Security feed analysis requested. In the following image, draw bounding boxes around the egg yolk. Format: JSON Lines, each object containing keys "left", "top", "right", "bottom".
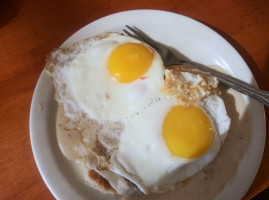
{"left": 108, "top": 43, "right": 153, "bottom": 83}
{"left": 162, "top": 105, "right": 213, "bottom": 159}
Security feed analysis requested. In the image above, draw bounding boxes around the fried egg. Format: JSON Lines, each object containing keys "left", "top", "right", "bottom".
{"left": 46, "top": 32, "right": 231, "bottom": 195}
{"left": 110, "top": 94, "right": 230, "bottom": 193}
{"left": 64, "top": 33, "right": 164, "bottom": 122}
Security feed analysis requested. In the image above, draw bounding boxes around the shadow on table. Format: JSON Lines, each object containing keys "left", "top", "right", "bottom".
{"left": 251, "top": 187, "right": 269, "bottom": 200}
{"left": 0, "top": 0, "right": 25, "bottom": 28}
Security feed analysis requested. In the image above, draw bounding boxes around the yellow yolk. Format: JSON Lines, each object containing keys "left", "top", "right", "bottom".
{"left": 162, "top": 105, "right": 213, "bottom": 159}
{"left": 108, "top": 43, "right": 153, "bottom": 83}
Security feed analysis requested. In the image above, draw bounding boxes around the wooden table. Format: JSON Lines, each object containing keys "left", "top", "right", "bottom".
{"left": 0, "top": 0, "right": 268, "bottom": 199}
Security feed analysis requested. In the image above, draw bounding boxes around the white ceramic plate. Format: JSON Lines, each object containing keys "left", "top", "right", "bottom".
{"left": 30, "top": 10, "right": 266, "bottom": 200}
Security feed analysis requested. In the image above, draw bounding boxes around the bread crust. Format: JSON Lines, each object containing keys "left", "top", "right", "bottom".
{"left": 161, "top": 65, "right": 218, "bottom": 107}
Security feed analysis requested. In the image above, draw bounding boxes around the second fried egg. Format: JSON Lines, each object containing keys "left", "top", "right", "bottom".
{"left": 110, "top": 94, "right": 230, "bottom": 194}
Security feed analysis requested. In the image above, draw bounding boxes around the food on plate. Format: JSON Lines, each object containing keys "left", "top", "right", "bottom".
{"left": 45, "top": 32, "right": 231, "bottom": 195}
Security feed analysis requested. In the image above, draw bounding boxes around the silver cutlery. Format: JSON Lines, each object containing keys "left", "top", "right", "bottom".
{"left": 123, "top": 25, "right": 269, "bottom": 107}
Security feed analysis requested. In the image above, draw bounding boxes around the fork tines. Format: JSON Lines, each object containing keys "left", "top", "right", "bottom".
{"left": 123, "top": 25, "right": 157, "bottom": 49}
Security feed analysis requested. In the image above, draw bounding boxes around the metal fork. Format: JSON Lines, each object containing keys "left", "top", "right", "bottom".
{"left": 123, "top": 25, "right": 269, "bottom": 107}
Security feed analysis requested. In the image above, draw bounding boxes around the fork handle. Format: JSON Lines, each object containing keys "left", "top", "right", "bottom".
{"left": 216, "top": 76, "right": 269, "bottom": 107}
{"left": 181, "top": 62, "right": 269, "bottom": 107}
